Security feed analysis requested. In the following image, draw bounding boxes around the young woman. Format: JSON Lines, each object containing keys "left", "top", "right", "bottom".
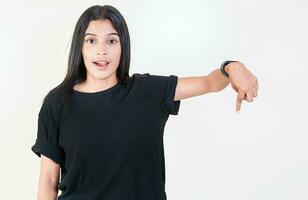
{"left": 31, "top": 4, "right": 258, "bottom": 200}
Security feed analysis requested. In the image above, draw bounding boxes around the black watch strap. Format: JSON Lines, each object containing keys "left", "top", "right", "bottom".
{"left": 220, "top": 60, "right": 238, "bottom": 78}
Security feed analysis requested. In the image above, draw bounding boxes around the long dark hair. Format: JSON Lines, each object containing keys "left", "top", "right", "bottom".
{"left": 43, "top": 5, "right": 131, "bottom": 107}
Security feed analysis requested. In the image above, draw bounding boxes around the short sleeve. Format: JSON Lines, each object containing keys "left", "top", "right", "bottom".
{"left": 134, "top": 73, "right": 181, "bottom": 115}
{"left": 31, "top": 95, "right": 64, "bottom": 166}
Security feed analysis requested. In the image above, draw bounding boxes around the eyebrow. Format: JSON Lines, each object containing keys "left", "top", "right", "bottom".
{"left": 84, "top": 32, "right": 119, "bottom": 37}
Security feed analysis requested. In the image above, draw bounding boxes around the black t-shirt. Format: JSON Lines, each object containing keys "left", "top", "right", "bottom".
{"left": 31, "top": 72, "right": 181, "bottom": 200}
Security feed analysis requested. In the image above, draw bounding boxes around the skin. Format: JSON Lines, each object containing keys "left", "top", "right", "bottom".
{"left": 73, "top": 19, "right": 122, "bottom": 92}
{"left": 37, "top": 155, "right": 60, "bottom": 199}
{"left": 36, "top": 19, "right": 259, "bottom": 199}
{"left": 174, "top": 61, "right": 259, "bottom": 112}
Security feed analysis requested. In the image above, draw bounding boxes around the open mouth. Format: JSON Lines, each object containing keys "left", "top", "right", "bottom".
{"left": 93, "top": 61, "right": 110, "bottom": 68}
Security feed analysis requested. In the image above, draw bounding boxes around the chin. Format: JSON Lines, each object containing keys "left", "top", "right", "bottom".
{"left": 89, "top": 69, "right": 118, "bottom": 80}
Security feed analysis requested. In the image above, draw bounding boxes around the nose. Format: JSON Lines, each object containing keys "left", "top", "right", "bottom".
{"left": 96, "top": 50, "right": 107, "bottom": 55}
{"left": 96, "top": 43, "right": 108, "bottom": 55}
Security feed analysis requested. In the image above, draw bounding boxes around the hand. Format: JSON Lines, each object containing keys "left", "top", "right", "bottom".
{"left": 225, "top": 62, "right": 259, "bottom": 113}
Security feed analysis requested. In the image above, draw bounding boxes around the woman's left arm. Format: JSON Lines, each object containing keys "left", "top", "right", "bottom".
{"left": 174, "top": 61, "right": 259, "bottom": 112}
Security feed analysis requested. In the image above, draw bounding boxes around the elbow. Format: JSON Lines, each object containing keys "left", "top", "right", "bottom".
{"left": 37, "top": 178, "right": 59, "bottom": 200}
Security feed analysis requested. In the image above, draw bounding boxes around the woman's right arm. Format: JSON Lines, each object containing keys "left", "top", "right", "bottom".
{"left": 37, "top": 155, "right": 60, "bottom": 200}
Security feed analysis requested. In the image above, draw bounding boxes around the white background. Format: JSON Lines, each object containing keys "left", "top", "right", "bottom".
{"left": 1, "top": 0, "right": 307, "bottom": 199}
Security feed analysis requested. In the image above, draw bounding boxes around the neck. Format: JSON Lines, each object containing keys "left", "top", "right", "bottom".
{"left": 76, "top": 75, "right": 118, "bottom": 93}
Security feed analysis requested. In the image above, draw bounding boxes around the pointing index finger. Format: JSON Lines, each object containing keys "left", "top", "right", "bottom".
{"left": 236, "top": 90, "right": 246, "bottom": 113}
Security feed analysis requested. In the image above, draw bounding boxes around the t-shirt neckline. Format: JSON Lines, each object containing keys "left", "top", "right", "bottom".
{"left": 72, "top": 81, "right": 122, "bottom": 97}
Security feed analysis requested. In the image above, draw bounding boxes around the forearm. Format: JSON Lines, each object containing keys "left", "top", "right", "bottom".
{"left": 174, "top": 62, "right": 257, "bottom": 102}
{"left": 207, "top": 68, "right": 230, "bottom": 92}
{"left": 37, "top": 178, "right": 58, "bottom": 200}
{"left": 175, "top": 66, "right": 231, "bottom": 100}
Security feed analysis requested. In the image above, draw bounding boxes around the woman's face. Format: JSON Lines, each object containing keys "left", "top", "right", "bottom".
{"left": 82, "top": 19, "right": 121, "bottom": 82}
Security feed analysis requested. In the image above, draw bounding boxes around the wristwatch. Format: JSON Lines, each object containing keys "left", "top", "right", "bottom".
{"left": 220, "top": 60, "right": 238, "bottom": 78}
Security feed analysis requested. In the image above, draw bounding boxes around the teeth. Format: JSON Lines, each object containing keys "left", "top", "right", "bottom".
{"left": 96, "top": 61, "right": 108, "bottom": 64}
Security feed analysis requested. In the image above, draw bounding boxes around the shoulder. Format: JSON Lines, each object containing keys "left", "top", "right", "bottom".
{"left": 130, "top": 72, "right": 170, "bottom": 83}
{"left": 44, "top": 86, "right": 65, "bottom": 104}
{"left": 130, "top": 72, "right": 181, "bottom": 115}
{"left": 130, "top": 72, "right": 178, "bottom": 97}
{"left": 131, "top": 72, "right": 150, "bottom": 79}
{"left": 131, "top": 72, "right": 178, "bottom": 87}
{"left": 40, "top": 86, "right": 66, "bottom": 117}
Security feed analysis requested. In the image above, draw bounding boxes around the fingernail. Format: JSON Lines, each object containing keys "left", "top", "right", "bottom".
{"left": 236, "top": 110, "right": 240, "bottom": 113}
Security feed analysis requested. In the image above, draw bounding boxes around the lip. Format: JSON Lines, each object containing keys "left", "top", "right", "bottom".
{"left": 93, "top": 59, "right": 110, "bottom": 63}
{"left": 93, "top": 61, "right": 110, "bottom": 70}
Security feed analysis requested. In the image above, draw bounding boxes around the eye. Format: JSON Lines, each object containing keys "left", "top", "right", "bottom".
{"left": 108, "top": 38, "right": 118, "bottom": 45}
{"left": 85, "top": 38, "right": 95, "bottom": 44}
